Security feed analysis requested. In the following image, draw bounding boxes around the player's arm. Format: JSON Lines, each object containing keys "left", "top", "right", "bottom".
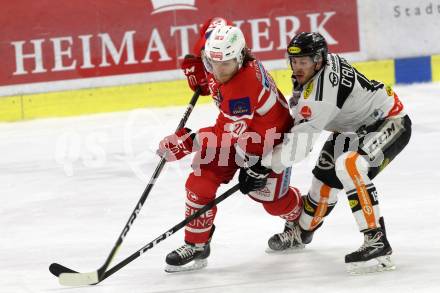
{"left": 262, "top": 100, "right": 339, "bottom": 173}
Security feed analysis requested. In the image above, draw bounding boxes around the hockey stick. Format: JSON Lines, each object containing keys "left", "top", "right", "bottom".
{"left": 52, "top": 184, "right": 240, "bottom": 286}
{"left": 49, "top": 87, "right": 201, "bottom": 284}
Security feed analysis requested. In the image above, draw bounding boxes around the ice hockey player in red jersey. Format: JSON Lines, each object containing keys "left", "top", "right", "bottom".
{"left": 261, "top": 32, "right": 412, "bottom": 274}
{"left": 157, "top": 23, "right": 303, "bottom": 272}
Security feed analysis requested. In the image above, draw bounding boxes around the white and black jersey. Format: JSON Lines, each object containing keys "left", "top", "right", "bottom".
{"left": 291, "top": 53, "right": 405, "bottom": 134}
{"left": 262, "top": 53, "right": 407, "bottom": 173}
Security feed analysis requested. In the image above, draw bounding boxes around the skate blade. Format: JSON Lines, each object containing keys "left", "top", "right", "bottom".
{"left": 346, "top": 255, "right": 396, "bottom": 275}
{"left": 265, "top": 244, "right": 305, "bottom": 254}
{"left": 165, "top": 259, "right": 208, "bottom": 273}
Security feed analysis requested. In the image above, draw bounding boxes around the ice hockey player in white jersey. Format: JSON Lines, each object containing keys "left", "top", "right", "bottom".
{"left": 261, "top": 32, "right": 412, "bottom": 274}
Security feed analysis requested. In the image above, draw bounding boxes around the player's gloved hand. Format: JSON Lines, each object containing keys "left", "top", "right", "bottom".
{"left": 157, "top": 128, "right": 196, "bottom": 162}
{"left": 181, "top": 55, "right": 210, "bottom": 95}
{"left": 238, "top": 160, "right": 271, "bottom": 194}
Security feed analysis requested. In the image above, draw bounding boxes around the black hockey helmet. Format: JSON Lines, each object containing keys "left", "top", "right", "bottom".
{"left": 287, "top": 32, "right": 328, "bottom": 63}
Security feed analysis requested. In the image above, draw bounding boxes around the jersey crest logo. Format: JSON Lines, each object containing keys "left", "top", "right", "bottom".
{"left": 304, "top": 82, "right": 313, "bottom": 99}
{"left": 300, "top": 105, "right": 312, "bottom": 119}
{"left": 329, "top": 72, "right": 339, "bottom": 87}
{"left": 229, "top": 97, "right": 251, "bottom": 116}
{"left": 317, "top": 150, "right": 334, "bottom": 170}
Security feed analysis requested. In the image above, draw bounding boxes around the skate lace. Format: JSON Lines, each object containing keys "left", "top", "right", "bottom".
{"left": 175, "top": 244, "right": 195, "bottom": 259}
{"left": 357, "top": 232, "right": 384, "bottom": 252}
{"left": 279, "top": 225, "right": 302, "bottom": 246}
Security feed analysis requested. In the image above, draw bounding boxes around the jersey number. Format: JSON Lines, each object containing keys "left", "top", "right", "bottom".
{"left": 355, "top": 68, "right": 384, "bottom": 93}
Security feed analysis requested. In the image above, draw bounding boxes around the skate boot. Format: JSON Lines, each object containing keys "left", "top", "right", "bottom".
{"left": 345, "top": 227, "right": 395, "bottom": 275}
{"left": 267, "top": 221, "right": 305, "bottom": 252}
{"left": 165, "top": 241, "right": 210, "bottom": 273}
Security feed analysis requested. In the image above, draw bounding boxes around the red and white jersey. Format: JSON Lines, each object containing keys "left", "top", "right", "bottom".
{"left": 198, "top": 59, "right": 293, "bottom": 156}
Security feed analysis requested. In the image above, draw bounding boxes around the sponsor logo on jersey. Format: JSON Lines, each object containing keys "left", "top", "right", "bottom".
{"left": 362, "top": 120, "right": 399, "bottom": 158}
{"left": 187, "top": 191, "right": 199, "bottom": 202}
{"left": 317, "top": 150, "right": 335, "bottom": 170}
{"left": 229, "top": 97, "right": 251, "bottom": 116}
{"left": 363, "top": 205, "right": 373, "bottom": 215}
{"left": 288, "top": 46, "right": 301, "bottom": 54}
{"left": 329, "top": 71, "right": 339, "bottom": 87}
{"left": 304, "top": 82, "right": 313, "bottom": 99}
{"left": 300, "top": 105, "right": 312, "bottom": 119}
{"left": 386, "top": 85, "right": 394, "bottom": 96}
{"left": 349, "top": 199, "right": 359, "bottom": 209}
{"left": 370, "top": 109, "right": 385, "bottom": 120}
{"left": 304, "top": 199, "right": 315, "bottom": 213}
{"left": 330, "top": 54, "right": 337, "bottom": 72}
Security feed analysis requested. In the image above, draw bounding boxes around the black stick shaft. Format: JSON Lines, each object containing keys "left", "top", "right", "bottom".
{"left": 100, "top": 184, "right": 240, "bottom": 282}
{"left": 95, "top": 88, "right": 201, "bottom": 277}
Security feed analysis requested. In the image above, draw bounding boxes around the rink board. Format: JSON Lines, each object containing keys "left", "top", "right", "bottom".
{"left": 1, "top": 55, "right": 439, "bottom": 122}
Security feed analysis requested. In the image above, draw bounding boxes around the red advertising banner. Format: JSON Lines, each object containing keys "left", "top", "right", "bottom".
{"left": 1, "top": 0, "right": 359, "bottom": 86}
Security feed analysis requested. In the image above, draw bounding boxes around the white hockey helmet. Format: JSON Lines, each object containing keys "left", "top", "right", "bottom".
{"left": 203, "top": 25, "right": 246, "bottom": 72}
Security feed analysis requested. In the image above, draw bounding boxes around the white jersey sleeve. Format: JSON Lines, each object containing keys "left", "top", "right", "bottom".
{"left": 263, "top": 53, "right": 405, "bottom": 173}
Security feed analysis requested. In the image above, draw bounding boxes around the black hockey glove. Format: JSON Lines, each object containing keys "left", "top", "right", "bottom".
{"left": 238, "top": 161, "right": 271, "bottom": 194}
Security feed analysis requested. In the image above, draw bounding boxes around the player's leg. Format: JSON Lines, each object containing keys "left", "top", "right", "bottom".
{"left": 335, "top": 151, "right": 393, "bottom": 274}
{"left": 289, "top": 133, "right": 343, "bottom": 249}
{"left": 264, "top": 184, "right": 304, "bottom": 251}
{"left": 247, "top": 166, "right": 304, "bottom": 252}
{"left": 165, "top": 149, "right": 238, "bottom": 272}
{"left": 335, "top": 115, "right": 411, "bottom": 274}
{"left": 298, "top": 176, "right": 340, "bottom": 241}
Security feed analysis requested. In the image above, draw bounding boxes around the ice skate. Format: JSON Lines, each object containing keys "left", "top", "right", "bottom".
{"left": 267, "top": 221, "right": 305, "bottom": 253}
{"left": 165, "top": 242, "right": 210, "bottom": 273}
{"left": 345, "top": 228, "right": 395, "bottom": 275}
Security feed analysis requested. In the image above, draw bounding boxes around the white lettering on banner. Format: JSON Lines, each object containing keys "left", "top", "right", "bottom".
{"left": 10, "top": 12, "right": 339, "bottom": 76}
{"left": 12, "top": 39, "right": 46, "bottom": 75}
{"left": 142, "top": 28, "right": 172, "bottom": 63}
{"left": 248, "top": 18, "right": 273, "bottom": 52}
{"left": 99, "top": 31, "right": 138, "bottom": 67}
{"left": 276, "top": 16, "right": 300, "bottom": 50}
{"left": 170, "top": 24, "right": 198, "bottom": 58}
{"left": 51, "top": 36, "right": 76, "bottom": 72}
{"left": 307, "top": 11, "right": 338, "bottom": 44}
{"left": 78, "top": 35, "right": 94, "bottom": 69}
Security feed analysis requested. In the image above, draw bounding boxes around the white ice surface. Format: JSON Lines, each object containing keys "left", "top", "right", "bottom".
{"left": 1, "top": 83, "right": 440, "bottom": 293}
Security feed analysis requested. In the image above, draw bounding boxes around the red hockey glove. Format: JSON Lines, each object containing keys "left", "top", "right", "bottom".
{"left": 157, "top": 128, "right": 196, "bottom": 162}
{"left": 181, "top": 55, "right": 210, "bottom": 95}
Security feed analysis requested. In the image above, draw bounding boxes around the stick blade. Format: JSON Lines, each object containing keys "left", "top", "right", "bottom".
{"left": 49, "top": 263, "right": 77, "bottom": 277}
{"left": 59, "top": 271, "right": 99, "bottom": 286}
